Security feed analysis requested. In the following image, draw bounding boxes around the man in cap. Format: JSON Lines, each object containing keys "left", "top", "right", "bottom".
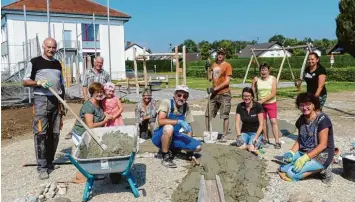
{"left": 23, "top": 38, "right": 65, "bottom": 180}
{"left": 152, "top": 85, "right": 202, "bottom": 168}
{"left": 205, "top": 48, "right": 233, "bottom": 140}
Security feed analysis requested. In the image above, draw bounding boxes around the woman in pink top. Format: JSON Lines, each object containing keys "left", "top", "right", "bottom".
{"left": 102, "top": 82, "right": 124, "bottom": 126}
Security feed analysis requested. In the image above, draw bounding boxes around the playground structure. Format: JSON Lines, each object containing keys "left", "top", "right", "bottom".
{"left": 242, "top": 43, "right": 313, "bottom": 91}
{"left": 129, "top": 45, "right": 187, "bottom": 95}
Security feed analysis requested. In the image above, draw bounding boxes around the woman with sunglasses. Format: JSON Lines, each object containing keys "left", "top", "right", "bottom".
{"left": 278, "top": 92, "right": 334, "bottom": 183}
{"left": 234, "top": 87, "right": 264, "bottom": 153}
{"left": 71, "top": 82, "right": 113, "bottom": 183}
{"left": 135, "top": 88, "right": 157, "bottom": 139}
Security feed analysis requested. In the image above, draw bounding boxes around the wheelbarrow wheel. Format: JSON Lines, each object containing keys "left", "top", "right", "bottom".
{"left": 109, "top": 173, "right": 123, "bottom": 184}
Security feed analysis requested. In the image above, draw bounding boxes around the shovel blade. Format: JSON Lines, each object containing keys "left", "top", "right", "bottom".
{"left": 203, "top": 131, "right": 218, "bottom": 144}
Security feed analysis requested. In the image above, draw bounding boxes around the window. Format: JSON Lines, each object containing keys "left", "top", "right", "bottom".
{"left": 81, "top": 24, "right": 99, "bottom": 41}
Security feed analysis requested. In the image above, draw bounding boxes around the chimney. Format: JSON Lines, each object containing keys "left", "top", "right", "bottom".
{"left": 126, "top": 41, "right": 132, "bottom": 47}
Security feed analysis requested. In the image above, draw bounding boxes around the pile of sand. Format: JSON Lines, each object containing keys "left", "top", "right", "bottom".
{"left": 79, "top": 131, "right": 134, "bottom": 158}
{"left": 172, "top": 144, "right": 267, "bottom": 202}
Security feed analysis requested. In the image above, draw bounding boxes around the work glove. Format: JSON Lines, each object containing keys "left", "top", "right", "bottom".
{"left": 282, "top": 150, "right": 295, "bottom": 163}
{"left": 37, "top": 80, "right": 52, "bottom": 89}
{"left": 293, "top": 153, "right": 311, "bottom": 172}
{"left": 177, "top": 120, "right": 191, "bottom": 133}
{"left": 207, "top": 87, "right": 215, "bottom": 95}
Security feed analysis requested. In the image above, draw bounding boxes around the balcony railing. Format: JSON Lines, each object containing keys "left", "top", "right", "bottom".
{"left": 58, "top": 40, "right": 81, "bottom": 49}
{"left": 1, "top": 41, "right": 8, "bottom": 56}
{"left": 82, "top": 41, "right": 100, "bottom": 49}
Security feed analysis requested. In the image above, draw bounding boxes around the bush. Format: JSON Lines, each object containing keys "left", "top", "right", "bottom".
{"left": 187, "top": 67, "right": 355, "bottom": 82}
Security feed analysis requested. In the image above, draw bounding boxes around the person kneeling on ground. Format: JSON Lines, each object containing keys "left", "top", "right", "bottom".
{"left": 135, "top": 88, "right": 157, "bottom": 139}
{"left": 278, "top": 92, "right": 334, "bottom": 183}
{"left": 152, "top": 85, "right": 202, "bottom": 168}
{"left": 233, "top": 87, "right": 264, "bottom": 154}
{"left": 71, "top": 82, "right": 113, "bottom": 183}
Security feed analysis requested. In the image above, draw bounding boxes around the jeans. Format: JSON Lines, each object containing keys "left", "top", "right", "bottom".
{"left": 280, "top": 151, "right": 324, "bottom": 181}
{"left": 241, "top": 132, "right": 262, "bottom": 147}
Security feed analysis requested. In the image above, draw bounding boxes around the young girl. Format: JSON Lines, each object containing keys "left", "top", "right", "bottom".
{"left": 102, "top": 82, "right": 124, "bottom": 126}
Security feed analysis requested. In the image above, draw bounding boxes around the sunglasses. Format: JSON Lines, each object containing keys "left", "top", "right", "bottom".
{"left": 176, "top": 93, "right": 188, "bottom": 99}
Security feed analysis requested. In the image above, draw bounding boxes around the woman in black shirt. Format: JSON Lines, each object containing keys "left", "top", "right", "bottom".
{"left": 234, "top": 87, "right": 264, "bottom": 153}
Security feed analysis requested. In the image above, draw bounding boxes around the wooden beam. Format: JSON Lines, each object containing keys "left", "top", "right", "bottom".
{"left": 276, "top": 55, "right": 286, "bottom": 82}
{"left": 133, "top": 47, "right": 139, "bottom": 95}
{"left": 252, "top": 44, "right": 311, "bottom": 51}
{"left": 143, "top": 48, "right": 148, "bottom": 88}
{"left": 138, "top": 53, "right": 183, "bottom": 57}
{"left": 175, "top": 46, "right": 179, "bottom": 86}
{"left": 251, "top": 49, "right": 260, "bottom": 67}
{"left": 282, "top": 46, "right": 295, "bottom": 80}
{"left": 243, "top": 55, "right": 253, "bottom": 84}
{"left": 182, "top": 45, "right": 187, "bottom": 85}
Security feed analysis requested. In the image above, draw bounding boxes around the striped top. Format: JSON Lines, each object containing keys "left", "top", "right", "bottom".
{"left": 257, "top": 75, "right": 276, "bottom": 104}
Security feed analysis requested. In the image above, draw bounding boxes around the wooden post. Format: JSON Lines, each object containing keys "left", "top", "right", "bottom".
{"left": 243, "top": 55, "right": 253, "bottom": 84}
{"left": 298, "top": 49, "right": 310, "bottom": 93}
{"left": 276, "top": 55, "right": 286, "bottom": 83}
{"left": 175, "top": 46, "right": 179, "bottom": 86}
{"left": 282, "top": 46, "right": 295, "bottom": 81}
{"left": 182, "top": 45, "right": 187, "bottom": 85}
{"left": 143, "top": 48, "right": 148, "bottom": 88}
{"left": 133, "top": 47, "right": 139, "bottom": 95}
{"left": 251, "top": 49, "right": 260, "bottom": 67}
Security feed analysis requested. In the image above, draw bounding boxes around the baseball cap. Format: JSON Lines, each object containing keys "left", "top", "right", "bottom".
{"left": 174, "top": 85, "right": 189, "bottom": 94}
{"left": 217, "top": 48, "right": 226, "bottom": 54}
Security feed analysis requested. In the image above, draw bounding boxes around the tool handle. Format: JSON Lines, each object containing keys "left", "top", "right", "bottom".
{"left": 48, "top": 87, "right": 106, "bottom": 150}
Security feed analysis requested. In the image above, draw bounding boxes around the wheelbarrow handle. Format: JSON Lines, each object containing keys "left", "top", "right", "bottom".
{"left": 47, "top": 87, "right": 107, "bottom": 150}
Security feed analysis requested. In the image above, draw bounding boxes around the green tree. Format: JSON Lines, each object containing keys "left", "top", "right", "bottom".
{"left": 198, "top": 40, "right": 211, "bottom": 60}
{"left": 268, "top": 34, "right": 286, "bottom": 43}
{"left": 146, "top": 48, "right": 152, "bottom": 54}
{"left": 182, "top": 39, "right": 198, "bottom": 52}
{"left": 336, "top": 0, "right": 355, "bottom": 57}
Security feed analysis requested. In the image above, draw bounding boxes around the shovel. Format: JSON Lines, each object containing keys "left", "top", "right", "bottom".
{"left": 48, "top": 87, "right": 108, "bottom": 151}
{"left": 203, "top": 90, "right": 218, "bottom": 144}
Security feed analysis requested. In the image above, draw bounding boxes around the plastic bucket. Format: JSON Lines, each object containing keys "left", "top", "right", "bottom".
{"left": 341, "top": 152, "right": 355, "bottom": 182}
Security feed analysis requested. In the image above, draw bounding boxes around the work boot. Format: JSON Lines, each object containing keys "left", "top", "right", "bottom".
{"left": 161, "top": 152, "right": 177, "bottom": 168}
{"left": 38, "top": 170, "right": 49, "bottom": 180}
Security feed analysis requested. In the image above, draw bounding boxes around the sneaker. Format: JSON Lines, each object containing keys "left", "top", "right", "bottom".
{"left": 38, "top": 170, "right": 49, "bottom": 180}
{"left": 161, "top": 154, "right": 177, "bottom": 168}
{"left": 320, "top": 164, "right": 333, "bottom": 184}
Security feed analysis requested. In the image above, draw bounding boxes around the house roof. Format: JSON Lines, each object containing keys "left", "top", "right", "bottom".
{"left": 238, "top": 41, "right": 282, "bottom": 58}
{"left": 186, "top": 53, "right": 200, "bottom": 61}
{"left": 327, "top": 43, "right": 345, "bottom": 55}
{"left": 125, "top": 43, "right": 144, "bottom": 51}
{"left": 1, "top": 0, "right": 130, "bottom": 18}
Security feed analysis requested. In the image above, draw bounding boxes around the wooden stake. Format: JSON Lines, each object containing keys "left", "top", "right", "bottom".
{"left": 143, "top": 48, "right": 148, "bottom": 88}
{"left": 175, "top": 46, "right": 179, "bottom": 86}
{"left": 243, "top": 55, "right": 253, "bottom": 84}
{"left": 183, "top": 46, "right": 187, "bottom": 85}
{"left": 277, "top": 55, "right": 286, "bottom": 83}
{"left": 133, "top": 47, "right": 139, "bottom": 95}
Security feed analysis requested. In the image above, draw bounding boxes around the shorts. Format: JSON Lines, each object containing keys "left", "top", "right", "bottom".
{"left": 72, "top": 131, "right": 82, "bottom": 147}
{"left": 241, "top": 132, "right": 262, "bottom": 147}
{"left": 205, "top": 91, "right": 232, "bottom": 119}
{"left": 262, "top": 102, "right": 277, "bottom": 119}
{"left": 152, "top": 126, "right": 201, "bottom": 151}
{"left": 319, "top": 94, "right": 327, "bottom": 108}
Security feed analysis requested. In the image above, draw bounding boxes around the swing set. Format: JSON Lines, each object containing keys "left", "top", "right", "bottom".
{"left": 242, "top": 43, "right": 313, "bottom": 92}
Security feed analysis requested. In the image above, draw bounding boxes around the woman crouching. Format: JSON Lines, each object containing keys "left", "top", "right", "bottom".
{"left": 279, "top": 92, "right": 334, "bottom": 182}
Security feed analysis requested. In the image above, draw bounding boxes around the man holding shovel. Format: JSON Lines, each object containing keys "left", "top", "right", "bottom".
{"left": 205, "top": 48, "right": 233, "bottom": 141}
{"left": 23, "top": 38, "right": 65, "bottom": 180}
{"left": 152, "top": 85, "right": 202, "bottom": 168}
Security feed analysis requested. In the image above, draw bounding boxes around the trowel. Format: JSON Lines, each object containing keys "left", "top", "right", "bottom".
{"left": 48, "top": 87, "right": 108, "bottom": 151}
{"left": 203, "top": 90, "right": 218, "bottom": 144}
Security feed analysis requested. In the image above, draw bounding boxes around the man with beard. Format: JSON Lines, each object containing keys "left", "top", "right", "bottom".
{"left": 152, "top": 85, "right": 202, "bottom": 168}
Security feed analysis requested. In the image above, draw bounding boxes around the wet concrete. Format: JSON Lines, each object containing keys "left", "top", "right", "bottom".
{"left": 171, "top": 144, "right": 267, "bottom": 202}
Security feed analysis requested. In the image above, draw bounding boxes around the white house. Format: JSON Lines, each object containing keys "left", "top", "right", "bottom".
{"left": 1, "top": 0, "right": 131, "bottom": 80}
{"left": 239, "top": 42, "right": 292, "bottom": 58}
{"left": 124, "top": 42, "right": 150, "bottom": 60}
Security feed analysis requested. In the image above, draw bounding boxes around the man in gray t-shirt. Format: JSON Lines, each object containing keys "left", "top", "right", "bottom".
{"left": 23, "top": 38, "right": 65, "bottom": 180}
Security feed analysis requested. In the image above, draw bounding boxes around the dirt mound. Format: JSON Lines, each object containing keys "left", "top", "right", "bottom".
{"left": 172, "top": 144, "right": 268, "bottom": 202}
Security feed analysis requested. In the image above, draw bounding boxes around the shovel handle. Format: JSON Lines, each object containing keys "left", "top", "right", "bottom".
{"left": 47, "top": 87, "right": 106, "bottom": 150}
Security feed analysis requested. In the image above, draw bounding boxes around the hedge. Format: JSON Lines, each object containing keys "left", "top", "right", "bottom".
{"left": 187, "top": 67, "right": 355, "bottom": 82}
{"left": 126, "top": 55, "right": 355, "bottom": 72}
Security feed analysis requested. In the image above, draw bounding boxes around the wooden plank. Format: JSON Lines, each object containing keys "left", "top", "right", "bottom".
{"left": 215, "top": 175, "right": 225, "bottom": 202}
{"left": 205, "top": 180, "right": 219, "bottom": 202}
{"left": 197, "top": 175, "right": 206, "bottom": 202}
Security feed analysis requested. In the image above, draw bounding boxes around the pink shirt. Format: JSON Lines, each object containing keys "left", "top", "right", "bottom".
{"left": 102, "top": 96, "right": 124, "bottom": 127}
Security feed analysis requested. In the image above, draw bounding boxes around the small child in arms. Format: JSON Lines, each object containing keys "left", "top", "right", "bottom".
{"left": 102, "top": 82, "right": 124, "bottom": 127}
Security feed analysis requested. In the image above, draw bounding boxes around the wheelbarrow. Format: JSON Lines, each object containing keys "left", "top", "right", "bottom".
{"left": 65, "top": 125, "right": 140, "bottom": 201}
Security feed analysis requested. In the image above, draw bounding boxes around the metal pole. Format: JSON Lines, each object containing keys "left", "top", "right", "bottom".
{"left": 107, "top": 0, "right": 112, "bottom": 79}
{"left": 47, "top": 0, "right": 50, "bottom": 37}
{"left": 93, "top": 13, "right": 97, "bottom": 57}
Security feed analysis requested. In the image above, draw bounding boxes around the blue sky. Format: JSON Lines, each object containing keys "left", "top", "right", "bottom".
{"left": 2, "top": 0, "right": 340, "bottom": 52}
